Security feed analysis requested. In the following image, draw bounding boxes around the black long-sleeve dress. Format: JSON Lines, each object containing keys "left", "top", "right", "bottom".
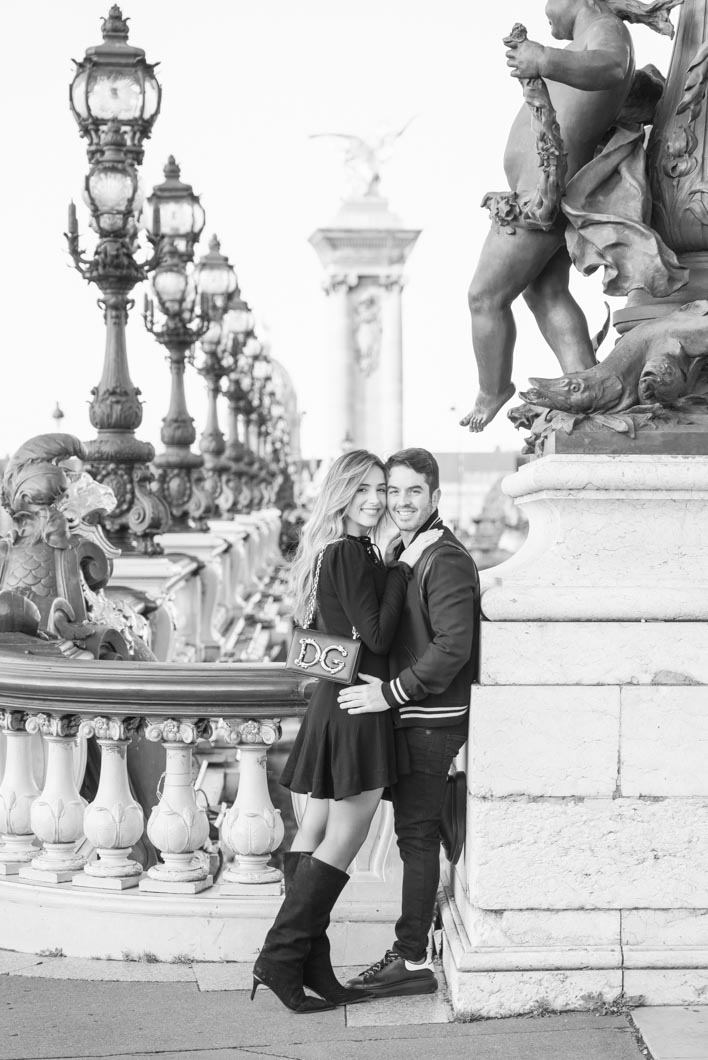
{"left": 280, "top": 535, "right": 412, "bottom": 800}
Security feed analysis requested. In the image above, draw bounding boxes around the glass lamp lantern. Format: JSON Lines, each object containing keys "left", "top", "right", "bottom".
{"left": 194, "top": 235, "right": 237, "bottom": 312}
{"left": 143, "top": 157, "right": 205, "bottom": 261}
{"left": 222, "top": 292, "right": 254, "bottom": 344}
{"left": 83, "top": 122, "right": 142, "bottom": 235}
{"left": 70, "top": 5, "right": 161, "bottom": 164}
{"left": 151, "top": 242, "right": 197, "bottom": 321}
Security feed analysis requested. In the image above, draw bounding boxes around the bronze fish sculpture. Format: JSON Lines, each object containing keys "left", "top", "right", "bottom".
{"left": 521, "top": 300, "right": 708, "bottom": 414}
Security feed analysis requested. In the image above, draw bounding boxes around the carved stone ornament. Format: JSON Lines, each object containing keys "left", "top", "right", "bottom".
{"left": 0, "top": 710, "right": 29, "bottom": 734}
{"left": 78, "top": 715, "right": 141, "bottom": 742}
{"left": 144, "top": 717, "right": 213, "bottom": 744}
{"left": 220, "top": 718, "right": 281, "bottom": 746}
{"left": 323, "top": 272, "right": 358, "bottom": 296}
{"left": 352, "top": 287, "right": 383, "bottom": 376}
{"left": 25, "top": 712, "right": 82, "bottom": 740}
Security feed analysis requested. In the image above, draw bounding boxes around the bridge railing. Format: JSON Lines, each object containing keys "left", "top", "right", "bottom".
{"left": 0, "top": 653, "right": 309, "bottom": 895}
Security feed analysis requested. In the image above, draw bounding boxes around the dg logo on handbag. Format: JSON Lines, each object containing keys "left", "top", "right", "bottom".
{"left": 294, "top": 635, "right": 350, "bottom": 676}
{"left": 286, "top": 623, "right": 362, "bottom": 685}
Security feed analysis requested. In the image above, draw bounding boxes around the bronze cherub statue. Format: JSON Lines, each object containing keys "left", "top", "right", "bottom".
{"left": 461, "top": 0, "right": 685, "bottom": 433}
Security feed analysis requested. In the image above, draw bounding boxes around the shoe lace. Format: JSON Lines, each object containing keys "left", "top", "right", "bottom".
{"left": 361, "top": 949, "right": 400, "bottom": 982}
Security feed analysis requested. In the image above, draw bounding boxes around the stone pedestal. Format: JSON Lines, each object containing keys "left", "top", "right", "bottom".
{"left": 443, "top": 454, "right": 708, "bottom": 1017}
{"left": 480, "top": 455, "right": 708, "bottom": 620}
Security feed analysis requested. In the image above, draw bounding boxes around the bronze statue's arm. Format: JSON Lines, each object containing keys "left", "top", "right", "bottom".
{"left": 503, "top": 25, "right": 567, "bottom": 231}
{"left": 538, "top": 44, "right": 632, "bottom": 90}
{"left": 508, "top": 25, "right": 631, "bottom": 91}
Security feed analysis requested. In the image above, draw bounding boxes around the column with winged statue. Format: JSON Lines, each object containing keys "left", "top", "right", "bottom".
{"left": 309, "top": 129, "right": 420, "bottom": 457}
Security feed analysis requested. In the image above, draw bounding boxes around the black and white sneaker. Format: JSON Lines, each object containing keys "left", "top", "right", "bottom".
{"left": 345, "top": 949, "right": 438, "bottom": 998}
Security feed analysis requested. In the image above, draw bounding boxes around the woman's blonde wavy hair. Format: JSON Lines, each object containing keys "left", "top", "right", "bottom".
{"left": 289, "top": 449, "right": 387, "bottom": 624}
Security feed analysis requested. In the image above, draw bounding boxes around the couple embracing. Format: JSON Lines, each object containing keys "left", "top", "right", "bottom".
{"left": 252, "top": 447, "right": 480, "bottom": 1013}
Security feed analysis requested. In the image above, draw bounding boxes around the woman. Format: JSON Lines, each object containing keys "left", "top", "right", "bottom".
{"left": 252, "top": 449, "right": 441, "bottom": 1013}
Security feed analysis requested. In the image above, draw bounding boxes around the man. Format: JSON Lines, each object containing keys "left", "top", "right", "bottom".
{"left": 338, "top": 448, "right": 480, "bottom": 997}
{"left": 461, "top": 0, "right": 684, "bottom": 433}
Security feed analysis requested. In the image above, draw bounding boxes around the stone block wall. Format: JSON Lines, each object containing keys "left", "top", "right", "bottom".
{"left": 442, "top": 621, "right": 708, "bottom": 1017}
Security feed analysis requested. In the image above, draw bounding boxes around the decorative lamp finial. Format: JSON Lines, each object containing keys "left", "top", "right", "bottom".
{"left": 102, "top": 6, "right": 130, "bottom": 42}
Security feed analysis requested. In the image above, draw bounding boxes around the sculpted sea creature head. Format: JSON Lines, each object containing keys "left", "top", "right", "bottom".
{"left": 1, "top": 434, "right": 87, "bottom": 547}
{"left": 2, "top": 434, "right": 87, "bottom": 516}
{"left": 521, "top": 368, "right": 624, "bottom": 414}
{"left": 58, "top": 472, "right": 117, "bottom": 527}
{"left": 638, "top": 352, "right": 689, "bottom": 404}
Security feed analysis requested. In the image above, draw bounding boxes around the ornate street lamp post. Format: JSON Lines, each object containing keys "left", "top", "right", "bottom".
{"left": 143, "top": 160, "right": 209, "bottom": 531}
{"left": 67, "top": 7, "right": 169, "bottom": 554}
{"left": 143, "top": 242, "right": 209, "bottom": 531}
{"left": 220, "top": 331, "right": 263, "bottom": 517}
{"left": 193, "top": 237, "right": 239, "bottom": 517}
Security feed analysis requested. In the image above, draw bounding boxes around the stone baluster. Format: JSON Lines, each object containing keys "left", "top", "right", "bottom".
{"left": 196, "top": 561, "right": 222, "bottom": 661}
{"left": 0, "top": 711, "right": 40, "bottom": 874}
{"left": 230, "top": 532, "right": 248, "bottom": 617}
{"left": 139, "top": 718, "right": 213, "bottom": 894}
{"left": 249, "top": 517, "right": 267, "bottom": 579}
{"left": 19, "top": 714, "right": 87, "bottom": 883}
{"left": 220, "top": 719, "right": 284, "bottom": 894}
{"left": 240, "top": 528, "right": 259, "bottom": 594}
{"left": 74, "top": 717, "right": 144, "bottom": 890}
{"left": 268, "top": 511, "right": 283, "bottom": 565}
{"left": 170, "top": 565, "right": 204, "bottom": 662}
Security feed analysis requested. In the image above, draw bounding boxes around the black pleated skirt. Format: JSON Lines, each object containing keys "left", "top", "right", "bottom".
{"left": 280, "top": 678, "right": 398, "bottom": 800}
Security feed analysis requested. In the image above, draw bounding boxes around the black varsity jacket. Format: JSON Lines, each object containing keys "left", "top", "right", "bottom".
{"left": 381, "top": 511, "right": 480, "bottom": 728}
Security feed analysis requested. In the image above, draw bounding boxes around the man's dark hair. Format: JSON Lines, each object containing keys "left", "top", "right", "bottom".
{"left": 385, "top": 448, "right": 440, "bottom": 493}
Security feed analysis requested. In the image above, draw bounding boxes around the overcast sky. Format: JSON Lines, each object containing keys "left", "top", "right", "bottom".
{"left": 1, "top": 1, "right": 675, "bottom": 459}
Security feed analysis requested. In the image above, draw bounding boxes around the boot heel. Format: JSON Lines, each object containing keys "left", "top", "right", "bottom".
{"left": 250, "top": 976, "right": 260, "bottom": 1001}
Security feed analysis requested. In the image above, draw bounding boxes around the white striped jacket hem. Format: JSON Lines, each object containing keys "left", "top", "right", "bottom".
{"left": 398, "top": 706, "right": 468, "bottom": 721}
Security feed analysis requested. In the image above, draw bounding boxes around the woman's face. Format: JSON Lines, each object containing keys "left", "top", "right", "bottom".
{"left": 343, "top": 466, "right": 387, "bottom": 536}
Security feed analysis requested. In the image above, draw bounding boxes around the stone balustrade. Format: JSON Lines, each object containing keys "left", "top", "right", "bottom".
{"left": 108, "top": 510, "right": 281, "bottom": 663}
{"left": 0, "top": 649, "right": 310, "bottom": 957}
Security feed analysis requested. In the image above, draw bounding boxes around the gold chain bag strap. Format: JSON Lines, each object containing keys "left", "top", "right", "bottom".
{"left": 285, "top": 543, "right": 362, "bottom": 685}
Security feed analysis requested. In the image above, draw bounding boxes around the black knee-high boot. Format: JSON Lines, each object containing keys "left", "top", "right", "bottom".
{"left": 252, "top": 854, "right": 350, "bottom": 1013}
{"left": 283, "top": 852, "right": 372, "bottom": 1005}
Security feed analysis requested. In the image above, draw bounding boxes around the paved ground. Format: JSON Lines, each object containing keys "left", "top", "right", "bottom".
{"left": 634, "top": 1007, "right": 708, "bottom": 1060}
{"left": 0, "top": 948, "right": 694, "bottom": 1060}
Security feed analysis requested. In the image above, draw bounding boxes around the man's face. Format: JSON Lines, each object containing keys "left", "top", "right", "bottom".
{"left": 387, "top": 465, "right": 440, "bottom": 534}
{"left": 545, "top": 0, "right": 578, "bottom": 39}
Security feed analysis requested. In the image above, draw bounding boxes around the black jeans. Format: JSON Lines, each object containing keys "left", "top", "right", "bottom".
{"left": 390, "top": 725, "right": 467, "bottom": 963}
